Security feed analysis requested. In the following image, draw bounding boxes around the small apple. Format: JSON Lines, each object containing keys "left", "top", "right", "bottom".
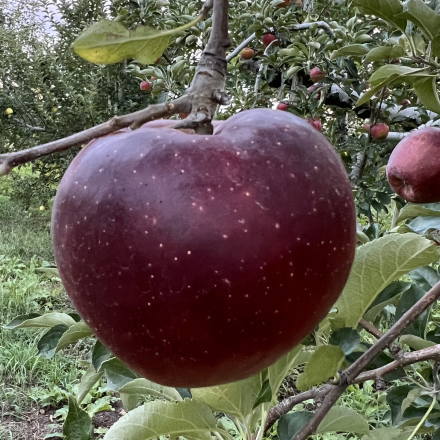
{"left": 179, "top": 113, "right": 189, "bottom": 119}
{"left": 4, "top": 107, "right": 13, "bottom": 116}
{"left": 387, "top": 127, "right": 440, "bottom": 203}
{"left": 276, "top": 0, "right": 293, "bottom": 7}
{"left": 52, "top": 109, "right": 356, "bottom": 387}
{"left": 307, "top": 118, "right": 322, "bottom": 132}
{"left": 140, "top": 80, "right": 153, "bottom": 92}
{"left": 240, "top": 47, "right": 255, "bottom": 60}
{"left": 370, "top": 123, "right": 389, "bottom": 140}
{"left": 262, "top": 33, "right": 277, "bottom": 47}
{"left": 309, "top": 67, "right": 326, "bottom": 83}
{"left": 276, "top": 102, "right": 289, "bottom": 111}
{"left": 400, "top": 99, "right": 411, "bottom": 107}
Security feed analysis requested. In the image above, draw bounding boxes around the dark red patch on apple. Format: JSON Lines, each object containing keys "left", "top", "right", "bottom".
{"left": 52, "top": 109, "right": 356, "bottom": 387}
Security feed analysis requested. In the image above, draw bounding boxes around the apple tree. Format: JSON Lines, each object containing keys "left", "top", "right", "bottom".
{"left": 2, "top": 1, "right": 440, "bottom": 439}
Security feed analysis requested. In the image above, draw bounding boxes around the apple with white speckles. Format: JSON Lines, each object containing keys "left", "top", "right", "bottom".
{"left": 51, "top": 109, "right": 356, "bottom": 387}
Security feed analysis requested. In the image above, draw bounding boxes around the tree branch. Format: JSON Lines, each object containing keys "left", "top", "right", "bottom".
{"left": 292, "top": 280, "right": 440, "bottom": 440}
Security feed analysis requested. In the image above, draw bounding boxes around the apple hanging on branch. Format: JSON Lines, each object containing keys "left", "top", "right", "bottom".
{"left": 52, "top": 109, "right": 356, "bottom": 387}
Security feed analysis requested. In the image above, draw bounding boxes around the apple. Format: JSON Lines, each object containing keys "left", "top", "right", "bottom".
{"left": 370, "top": 123, "right": 389, "bottom": 140}
{"left": 240, "top": 47, "right": 255, "bottom": 60}
{"left": 276, "top": 0, "right": 293, "bottom": 7}
{"left": 307, "top": 118, "right": 322, "bottom": 132}
{"left": 4, "top": 107, "right": 13, "bottom": 116}
{"left": 400, "top": 99, "right": 411, "bottom": 107}
{"left": 179, "top": 113, "right": 189, "bottom": 119}
{"left": 309, "top": 67, "right": 326, "bottom": 83}
{"left": 276, "top": 102, "right": 289, "bottom": 111}
{"left": 387, "top": 127, "right": 440, "bottom": 203}
{"left": 262, "top": 33, "right": 277, "bottom": 47}
{"left": 140, "top": 80, "right": 153, "bottom": 92}
{"left": 52, "top": 109, "right": 356, "bottom": 387}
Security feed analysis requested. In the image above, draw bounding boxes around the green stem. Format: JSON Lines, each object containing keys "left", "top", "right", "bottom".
{"left": 406, "top": 396, "right": 436, "bottom": 440}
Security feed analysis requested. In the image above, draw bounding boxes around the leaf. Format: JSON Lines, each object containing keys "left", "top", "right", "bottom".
{"left": 103, "top": 400, "right": 216, "bottom": 440}
{"left": 4, "top": 312, "right": 76, "bottom": 329}
{"left": 369, "top": 65, "right": 428, "bottom": 86}
{"left": 332, "top": 233, "right": 439, "bottom": 329}
{"left": 361, "top": 427, "right": 414, "bottom": 439}
{"left": 410, "top": 266, "right": 440, "bottom": 290}
{"left": 365, "top": 45, "right": 405, "bottom": 61}
{"left": 253, "top": 376, "right": 272, "bottom": 408}
{"left": 76, "top": 366, "right": 103, "bottom": 404}
{"left": 356, "top": 82, "right": 388, "bottom": 107}
{"left": 296, "top": 345, "right": 344, "bottom": 391}
{"left": 118, "top": 378, "right": 182, "bottom": 402}
{"left": 191, "top": 373, "right": 262, "bottom": 420}
{"left": 267, "top": 345, "right": 303, "bottom": 401}
{"left": 331, "top": 44, "right": 370, "bottom": 58}
{"left": 397, "top": 203, "right": 440, "bottom": 224}
{"left": 407, "top": 216, "right": 440, "bottom": 236}
{"left": 329, "top": 328, "right": 361, "bottom": 356}
{"left": 400, "top": 334, "right": 436, "bottom": 350}
{"left": 63, "top": 396, "right": 93, "bottom": 440}
{"left": 353, "top": 0, "right": 407, "bottom": 32}
{"left": 317, "top": 406, "right": 369, "bottom": 434}
{"left": 278, "top": 411, "right": 313, "bottom": 440}
{"left": 413, "top": 76, "right": 440, "bottom": 113}
{"left": 38, "top": 325, "right": 69, "bottom": 359}
{"left": 387, "top": 385, "right": 415, "bottom": 424}
{"left": 101, "top": 358, "right": 138, "bottom": 391}
{"left": 405, "top": 0, "right": 440, "bottom": 40}
{"left": 72, "top": 17, "right": 200, "bottom": 65}
{"left": 92, "top": 340, "right": 113, "bottom": 371}
{"left": 56, "top": 321, "right": 93, "bottom": 352}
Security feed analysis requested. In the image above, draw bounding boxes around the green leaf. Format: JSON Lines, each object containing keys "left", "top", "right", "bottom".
{"left": 356, "top": 83, "right": 388, "bottom": 107}
{"left": 413, "top": 76, "right": 440, "bottom": 113}
{"left": 397, "top": 203, "right": 440, "bottom": 224}
{"left": 103, "top": 400, "right": 216, "bottom": 440}
{"left": 72, "top": 17, "right": 201, "bottom": 65}
{"left": 296, "top": 345, "right": 344, "bottom": 391}
{"left": 253, "top": 376, "right": 272, "bottom": 408}
{"left": 365, "top": 46, "right": 405, "bottom": 61}
{"left": 400, "top": 334, "right": 436, "bottom": 350}
{"left": 353, "top": 0, "right": 407, "bottom": 32}
{"left": 405, "top": 0, "right": 440, "bottom": 40}
{"left": 331, "top": 44, "right": 370, "bottom": 58}
{"left": 267, "top": 345, "right": 303, "bottom": 401}
{"left": 387, "top": 385, "right": 415, "bottom": 423}
{"left": 278, "top": 411, "right": 313, "bottom": 440}
{"left": 317, "top": 406, "right": 369, "bottom": 435}
{"left": 63, "top": 396, "right": 93, "bottom": 440}
{"left": 4, "top": 312, "right": 76, "bottom": 329}
{"left": 101, "top": 358, "right": 138, "bottom": 391}
{"left": 56, "top": 321, "right": 93, "bottom": 352}
{"left": 191, "top": 373, "right": 262, "bottom": 420}
{"left": 369, "top": 65, "right": 428, "bottom": 86}
{"left": 361, "top": 427, "right": 415, "bottom": 439}
{"left": 411, "top": 266, "right": 440, "bottom": 290}
{"left": 76, "top": 366, "right": 103, "bottom": 404}
{"left": 118, "top": 378, "right": 182, "bottom": 402}
{"left": 332, "top": 233, "right": 439, "bottom": 329}
{"left": 92, "top": 340, "right": 113, "bottom": 371}
{"left": 38, "top": 324, "right": 69, "bottom": 359}
{"left": 329, "top": 328, "right": 361, "bottom": 356}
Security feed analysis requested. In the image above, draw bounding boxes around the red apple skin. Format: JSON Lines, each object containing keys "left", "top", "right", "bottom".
{"left": 309, "top": 67, "right": 326, "bottom": 83}
{"left": 276, "top": 102, "right": 289, "bottom": 111}
{"left": 262, "top": 33, "right": 277, "bottom": 47}
{"left": 52, "top": 109, "right": 356, "bottom": 387}
{"left": 140, "top": 80, "right": 152, "bottom": 92}
{"left": 370, "top": 123, "right": 389, "bottom": 140}
{"left": 240, "top": 48, "right": 255, "bottom": 60}
{"left": 307, "top": 118, "right": 322, "bottom": 132}
{"left": 387, "top": 127, "right": 440, "bottom": 203}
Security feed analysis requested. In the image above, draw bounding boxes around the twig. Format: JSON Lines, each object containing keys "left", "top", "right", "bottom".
{"left": 226, "top": 33, "right": 256, "bottom": 61}
{"left": 349, "top": 150, "right": 368, "bottom": 184}
{"left": 293, "top": 280, "right": 440, "bottom": 440}
{"left": 254, "top": 39, "right": 279, "bottom": 95}
{"left": 359, "top": 318, "right": 383, "bottom": 339}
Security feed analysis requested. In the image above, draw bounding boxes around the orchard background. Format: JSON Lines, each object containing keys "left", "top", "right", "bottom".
{"left": 1, "top": 0, "right": 440, "bottom": 439}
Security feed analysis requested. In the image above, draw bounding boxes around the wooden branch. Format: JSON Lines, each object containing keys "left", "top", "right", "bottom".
{"left": 293, "top": 280, "right": 440, "bottom": 440}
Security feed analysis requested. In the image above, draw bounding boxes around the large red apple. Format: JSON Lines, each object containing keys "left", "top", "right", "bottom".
{"left": 387, "top": 127, "right": 440, "bottom": 203}
{"left": 52, "top": 109, "right": 356, "bottom": 387}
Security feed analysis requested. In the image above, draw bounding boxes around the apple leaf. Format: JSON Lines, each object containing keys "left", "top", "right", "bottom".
{"left": 356, "top": 82, "right": 388, "bottom": 107}
{"left": 296, "top": 345, "right": 344, "bottom": 391}
{"left": 365, "top": 45, "right": 405, "bottom": 61}
{"left": 331, "top": 44, "right": 370, "bottom": 58}
{"left": 369, "top": 65, "right": 428, "bottom": 86}
{"left": 412, "top": 76, "right": 440, "bottom": 113}
{"left": 72, "top": 17, "right": 201, "bottom": 65}
{"left": 63, "top": 396, "right": 93, "bottom": 440}
{"left": 400, "top": 334, "right": 436, "bottom": 350}
{"left": 278, "top": 412, "right": 313, "bottom": 440}
{"left": 405, "top": 0, "right": 440, "bottom": 40}
{"left": 103, "top": 400, "right": 216, "bottom": 440}
{"left": 56, "top": 320, "right": 93, "bottom": 352}
{"left": 361, "top": 427, "right": 414, "bottom": 439}
{"left": 317, "top": 406, "right": 369, "bottom": 435}
{"left": 92, "top": 340, "right": 113, "bottom": 371}
{"left": 332, "top": 233, "right": 439, "bottom": 329}
{"left": 76, "top": 366, "right": 103, "bottom": 404}
{"left": 38, "top": 324, "right": 69, "bottom": 359}
{"left": 100, "top": 358, "right": 138, "bottom": 391}
{"left": 4, "top": 312, "right": 76, "bottom": 329}
{"left": 353, "top": 0, "right": 407, "bottom": 32}
{"left": 397, "top": 203, "right": 440, "bottom": 224}
{"left": 118, "top": 378, "right": 183, "bottom": 402}
{"left": 191, "top": 374, "right": 262, "bottom": 421}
